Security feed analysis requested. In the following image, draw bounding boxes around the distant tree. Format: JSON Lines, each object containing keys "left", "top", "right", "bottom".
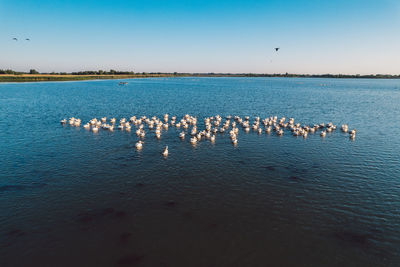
{"left": 30, "top": 69, "right": 39, "bottom": 74}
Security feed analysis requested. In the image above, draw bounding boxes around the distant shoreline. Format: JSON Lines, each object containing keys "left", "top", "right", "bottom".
{"left": 1, "top": 73, "right": 400, "bottom": 83}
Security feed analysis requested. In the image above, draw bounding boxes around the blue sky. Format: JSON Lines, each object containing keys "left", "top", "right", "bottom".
{"left": 1, "top": 0, "right": 399, "bottom": 74}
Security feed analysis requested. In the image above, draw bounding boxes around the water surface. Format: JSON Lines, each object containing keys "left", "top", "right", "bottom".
{"left": 0, "top": 77, "right": 399, "bottom": 266}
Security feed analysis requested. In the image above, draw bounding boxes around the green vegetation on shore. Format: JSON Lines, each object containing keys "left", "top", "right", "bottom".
{"left": 1, "top": 69, "right": 399, "bottom": 82}
{"left": 0, "top": 74, "right": 186, "bottom": 83}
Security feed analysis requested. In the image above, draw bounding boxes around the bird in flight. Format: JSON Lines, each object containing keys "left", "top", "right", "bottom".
{"left": 12, "top": 38, "right": 18, "bottom": 41}
{"left": 275, "top": 47, "right": 280, "bottom": 51}
{"left": 25, "top": 38, "right": 30, "bottom": 41}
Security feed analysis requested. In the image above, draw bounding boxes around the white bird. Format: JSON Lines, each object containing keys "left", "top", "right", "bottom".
{"left": 349, "top": 129, "right": 357, "bottom": 139}
{"left": 135, "top": 141, "right": 143, "bottom": 150}
{"left": 162, "top": 146, "right": 168, "bottom": 157}
{"left": 210, "top": 135, "right": 216, "bottom": 142}
{"left": 62, "top": 114, "right": 353, "bottom": 152}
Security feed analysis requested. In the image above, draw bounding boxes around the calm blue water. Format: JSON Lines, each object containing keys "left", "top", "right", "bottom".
{"left": 0, "top": 77, "right": 399, "bottom": 267}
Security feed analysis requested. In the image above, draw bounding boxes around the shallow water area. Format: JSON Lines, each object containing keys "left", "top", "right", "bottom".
{"left": 0, "top": 77, "right": 400, "bottom": 267}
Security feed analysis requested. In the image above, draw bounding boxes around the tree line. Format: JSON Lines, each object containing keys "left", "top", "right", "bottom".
{"left": 0, "top": 69, "right": 136, "bottom": 75}
{"left": 1, "top": 69, "right": 399, "bottom": 79}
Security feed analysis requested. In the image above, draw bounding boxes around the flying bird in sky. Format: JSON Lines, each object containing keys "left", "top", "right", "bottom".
{"left": 12, "top": 38, "right": 18, "bottom": 41}
{"left": 25, "top": 38, "right": 30, "bottom": 41}
{"left": 275, "top": 47, "right": 280, "bottom": 51}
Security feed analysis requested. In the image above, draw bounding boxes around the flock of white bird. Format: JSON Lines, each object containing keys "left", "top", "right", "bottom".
{"left": 61, "top": 114, "right": 356, "bottom": 157}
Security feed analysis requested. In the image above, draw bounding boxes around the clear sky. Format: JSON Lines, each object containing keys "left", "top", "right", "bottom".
{"left": 1, "top": 0, "right": 399, "bottom": 74}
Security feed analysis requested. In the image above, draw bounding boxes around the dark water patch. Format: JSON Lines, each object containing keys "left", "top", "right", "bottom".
{"left": 77, "top": 213, "right": 96, "bottom": 224}
{"left": 285, "top": 165, "right": 308, "bottom": 174}
{"left": 207, "top": 223, "right": 219, "bottom": 230}
{"left": 116, "top": 254, "right": 145, "bottom": 266}
{"left": 0, "top": 182, "right": 47, "bottom": 193}
{"left": 334, "top": 230, "right": 373, "bottom": 247}
{"left": 119, "top": 163, "right": 129, "bottom": 167}
{"left": 118, "top": 232, "right": 132, "bottom": 245}
{"left": 0, "top": 185, "right": 27, "bottom": 192}
{"left": 6, "top": 229, "right": 26, "bottom": 237}
{"left": 102, "top": 207, "right": 116, "bottom": 215}
{"left": 31, "top": 182, "right": 47, "bottom": 187}
{"left": 115, "top": 211, "right": 127, "bottom": 218}
{"left": 312, "top": 163, "right": 321, "bottom": 169}
{"left": 135, "top": 182, "right": 145, "bottom": 187}
{"left": 79, "top": 226, "right": 91, "bottom": 232}
{"left": 31, "top": 168, "right": 53, "bottom": 176}
{"left": 2, "top": 229, "right": 26, "bottom": 248}
{"left": 368, "top": 228, "right": 384, "bottom": 234}
{"left": 181, "top": 211, "right": 194, "bottom": 220}
{"left": 159, "top": 261, "right": 169, "bottom": 267}
{"left": 76, "top": 208, "right": 128, "bottom": 223}
{"left": 263, "top": 166, "right": 276, "bottom": 171}
{"left": 165, "top": 200, "right": 177, "bottom": 207}
{"left": 289, "top": 176, "right": 300, "bottom": 180}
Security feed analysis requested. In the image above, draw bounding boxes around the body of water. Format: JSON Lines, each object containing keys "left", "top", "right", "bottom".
{"left": 0, "top": 77, "right": 399, "bottom": 266}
